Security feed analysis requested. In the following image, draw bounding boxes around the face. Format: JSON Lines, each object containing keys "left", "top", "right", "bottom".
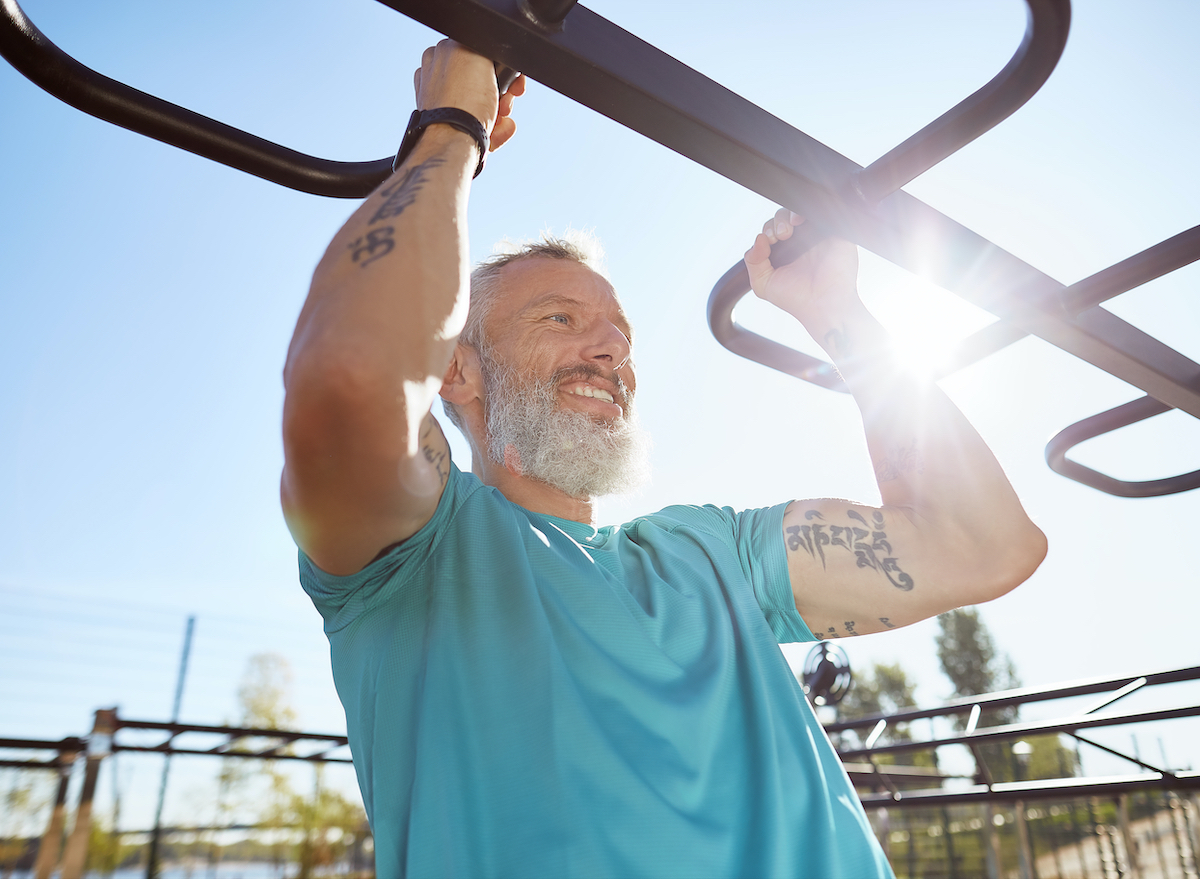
{"left": 484, "top": 257, "right": 637, "bottom": 424}
{"left": 476, "top": 257, "right": 649, "bottom": 498}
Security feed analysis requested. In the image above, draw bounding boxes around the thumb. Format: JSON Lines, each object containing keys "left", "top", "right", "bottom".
{"left": 744, "top": 232, "right": 775, "bottom": 296}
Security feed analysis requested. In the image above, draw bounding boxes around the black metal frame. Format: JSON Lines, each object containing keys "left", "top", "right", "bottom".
{"left": 827, "top": 664, "right": 1200, "bottom": 807}
{"left": 0, "top": 715, "right": 352, "bottom": 768}
{"left": 3, "top": 0, "right": 1198, "bottom": 496}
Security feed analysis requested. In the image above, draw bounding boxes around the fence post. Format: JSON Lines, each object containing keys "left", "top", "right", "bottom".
{"left": 984, "top": 803, "right": 1002, "bottom": 879}
{"left": 60, "top": 708, "right": 116, "bottom": 879}
{"left": 1015, "top": 800, "right": 1034, "bottom": 879}
{"left": 1117, "top": 795, "right": 1140, "bottom": 879}
{"left": 33, "top": 749, "right": 77, "bottom": 879}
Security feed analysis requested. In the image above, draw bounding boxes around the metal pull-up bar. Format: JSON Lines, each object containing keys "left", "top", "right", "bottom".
{"left": 4, "top": 0, "right": 1198, "bottom": 497}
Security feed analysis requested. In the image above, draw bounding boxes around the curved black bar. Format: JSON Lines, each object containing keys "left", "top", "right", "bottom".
{"left": 857, "top": 0, "right": 1071, "bottom": 203}
{"left": 706, "top": 225, "right": 847, "bottom": 392}
{"left": 709, "top": 0, "right": 1070, "bottom": 381}
{"left": 1045, "top": 396, "right": 1200, "bottom": 497}
{"left": 0, "top": 0, "right": 393, "bottom": 198}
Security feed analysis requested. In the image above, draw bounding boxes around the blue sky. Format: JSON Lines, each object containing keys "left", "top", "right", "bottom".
{"left": 3, "top": 0, "right": 1199, "bottom": 831}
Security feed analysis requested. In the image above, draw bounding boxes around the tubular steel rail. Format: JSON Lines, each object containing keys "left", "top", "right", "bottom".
{"left": 3, "top": 0, "right": 1198, "bottom": 496}
{"left": 826, "top": 664, "right": 1200, "bottom": 807}
{"left": 0, "top": 719, "right": 351, "bottom": 767}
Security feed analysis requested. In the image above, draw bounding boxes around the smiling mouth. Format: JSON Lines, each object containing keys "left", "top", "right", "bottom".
{"left": 568, "top": 385, "right": 615, "bottom": 404}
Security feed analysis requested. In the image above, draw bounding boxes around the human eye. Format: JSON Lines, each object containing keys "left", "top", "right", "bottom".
{"left": 547, "top": 313, "right": 570, "bottom": 325}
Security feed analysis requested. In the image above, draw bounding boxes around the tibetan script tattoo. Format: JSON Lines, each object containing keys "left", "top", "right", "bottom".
{"left": 874, "top": 440, "right": 924, "bottom": 483}
{"left": 348, "top": 226, "right": 395, "bottom": 269}
{"left": 419, "top": 416, "right": 450, "bottom": 488}
{"left": 368, "top": 156, "right": 444, "bottom": 225}
{"left": 786, "top": 508, "right": 915, "bottom": 591}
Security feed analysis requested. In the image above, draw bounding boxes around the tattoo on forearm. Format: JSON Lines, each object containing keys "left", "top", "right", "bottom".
{"left": 348, "top": 226, "right": 395, "bottom": 269}
{"left": 369, "top": 157, "right": 445, "bottom": 224}
{"left": 419, "top": 417, "right": 450, "bottom": 488}
{"left": 347, "top": 157, "right": 446, "bottom": 270}
{"left": 879, "top": 617, "right": 896, "bottom": 629}
{"left": 874, "top": 440, "right": 924, "bottom": 483}
{"left": 786, "top": 508, "right": 915, "bottom": 591}
{"left": 824, "top": 325, "right": 851, "bottom": 358}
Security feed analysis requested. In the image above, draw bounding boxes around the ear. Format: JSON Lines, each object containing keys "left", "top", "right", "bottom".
{"left": 440, "top": 343, "right": 483, "bottom": 407}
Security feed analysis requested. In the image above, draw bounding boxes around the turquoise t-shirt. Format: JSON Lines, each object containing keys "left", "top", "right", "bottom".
{"left": 300, "top": 463, "right": 892, "bottom": 878}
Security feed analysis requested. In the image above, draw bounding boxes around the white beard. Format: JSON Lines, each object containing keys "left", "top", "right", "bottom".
{"left": 480, "top": 353, "right": 651, "bottom": 500}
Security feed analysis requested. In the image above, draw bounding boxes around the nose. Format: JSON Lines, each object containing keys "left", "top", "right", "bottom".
{"left": 582, "top": 320, "right": 632, "bottom": 371}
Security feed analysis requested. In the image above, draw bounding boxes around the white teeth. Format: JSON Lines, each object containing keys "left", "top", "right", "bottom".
{"left": 570, "top": 386, "right": 615, "bottom": 403}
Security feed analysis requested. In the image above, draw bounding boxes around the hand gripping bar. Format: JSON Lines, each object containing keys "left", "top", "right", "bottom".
{"left": 708, "top": 0, "right": 1070, "bottom": 385}
{"left": 0, "top": 0, "right": 518, "bottom": 198}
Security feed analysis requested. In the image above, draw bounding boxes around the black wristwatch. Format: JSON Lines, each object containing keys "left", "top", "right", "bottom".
{"left": 393, "top": 108, "right": 489, "bottom": 178}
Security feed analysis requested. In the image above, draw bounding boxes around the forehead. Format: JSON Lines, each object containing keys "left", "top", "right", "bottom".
{"left": 490, "top": 257, "right": 632, "bottom": 337}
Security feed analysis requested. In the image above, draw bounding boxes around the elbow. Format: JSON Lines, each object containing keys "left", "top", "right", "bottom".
{"left": 972, "top": 518, "right": 1048, "bottom": 605}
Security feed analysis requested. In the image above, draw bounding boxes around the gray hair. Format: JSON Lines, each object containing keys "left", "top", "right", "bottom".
{"left": 443, "top": 231, "right": 609, "bottom": 434}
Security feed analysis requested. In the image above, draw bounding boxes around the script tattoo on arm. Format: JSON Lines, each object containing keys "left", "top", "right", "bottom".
{"left": 875, "top": 440, "right": 924, "bottom": 483}
{"left": 823, "top": 325, "right": 851, "bottom": 358}
{"left": 348, "top": 226, "right": 395, "bottom": 268}
{"left": 786, "top": 508, "right": 915, "bottom": 591}
{"left": 369, "top": 156, "right": 445, "bottom": 224}
{"left": 347, "top": 157, "right": 446, "bottom": 270}
{"left": 419, "top": 416, "right": 450, "bottom": 489}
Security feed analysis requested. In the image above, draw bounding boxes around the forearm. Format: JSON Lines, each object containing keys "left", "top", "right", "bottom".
{"left": 802, "top": 298, "right": 1045, "bottom": 587}
{"left": 285, "top": 128, "right": 476, "bottom": 424}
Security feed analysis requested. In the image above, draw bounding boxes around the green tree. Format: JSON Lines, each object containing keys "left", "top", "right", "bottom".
{"left": 1, "top": 770, "right": 45, "bottom": 879}
{"left": 936, "top": 608, "right": 1076, "bottom": 783}
{"left": 222, "top": 653, "right": 368, "bottom": 876}
{"left": 936, "top": 608, "right": 1020, "bottom": 706}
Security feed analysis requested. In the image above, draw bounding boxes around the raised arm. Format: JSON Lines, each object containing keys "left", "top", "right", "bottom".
{"left": 281, "top": 42, "right": 524, "bottom": 576}
{"left": 745, "top": 210, "right": 1047, "bottom": 639}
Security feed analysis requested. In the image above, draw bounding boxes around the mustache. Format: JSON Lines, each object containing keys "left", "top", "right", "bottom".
{"left": 549, "top": 364, "right": 633, "bottom": 407}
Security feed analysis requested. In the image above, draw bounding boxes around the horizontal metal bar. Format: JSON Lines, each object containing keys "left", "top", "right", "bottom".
{"left": 1045, "top": 396, "right": 1200, "bottom": 497}
{"left": 113, "top": 743, "right": 352, "bottom": 763}
{"left": 826, "top": 664, "right": 1200, "bottom": 732}
{"left": 858, "top": 771, "right": 1200, "bottom": 807}
{"left": 0, "top": 0, "right": 393, "bottom": 197}
{"left": 0, "top": 735, "right": 84, "bottom": 752}
{"left": 1063, "top": 224, "right": 1200, "bottom": 316}
{"left": 379, "top": 0, "right": 1199, "bottom": 415}
{"left": 0, "top": 758, "right": 68, "bottom": 770}
{"left": 116, "top": 717, "right": 347, "bottom": 744}
{"left": 838, "top": 702, "right": 1200, "bottom": 762}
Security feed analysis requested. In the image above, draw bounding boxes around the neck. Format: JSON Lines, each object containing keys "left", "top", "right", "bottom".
{"left": 477, "top": 455, "right": 597, "bottom": 524}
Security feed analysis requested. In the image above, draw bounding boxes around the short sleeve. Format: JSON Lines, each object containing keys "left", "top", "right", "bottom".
{"left": 297, "top": 462, "right": 477, "bottom": 634}
{"left": 727, "top": 502, "right": 818, "bottom": 644}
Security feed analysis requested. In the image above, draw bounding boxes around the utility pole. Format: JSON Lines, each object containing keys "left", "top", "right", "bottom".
{"left": 146, "top": 615, "right": 195, "bottom": 879}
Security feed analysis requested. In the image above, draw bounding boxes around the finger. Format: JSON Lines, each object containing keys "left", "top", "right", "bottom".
{"left": 413, "top": 69, "right": 422, "bottom": 101}
{"left": 509, "top": 73, "right": 528, "bottom": 96}
{"left": 789, "top": 211, "right": 804, "bottom": 226}
{"left": 744, "top": 234, "right": 775, "bottom": 294}
{"left": 762, "top": 219, "right": 777, "bottom": 244}
{"left": 773, "top": 207, "right": 793, "bottom": 240}
{"left": 490, "top": 117, "right": 517, "bottom": 151}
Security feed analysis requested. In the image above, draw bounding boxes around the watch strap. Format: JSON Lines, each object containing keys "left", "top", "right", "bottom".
{"left": 393, "top": 107, "right": 489, "bottom": 178}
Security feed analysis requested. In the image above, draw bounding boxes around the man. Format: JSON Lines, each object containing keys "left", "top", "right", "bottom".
{"left": 281, "top": 41, "right": 1046, "bottom": 878}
